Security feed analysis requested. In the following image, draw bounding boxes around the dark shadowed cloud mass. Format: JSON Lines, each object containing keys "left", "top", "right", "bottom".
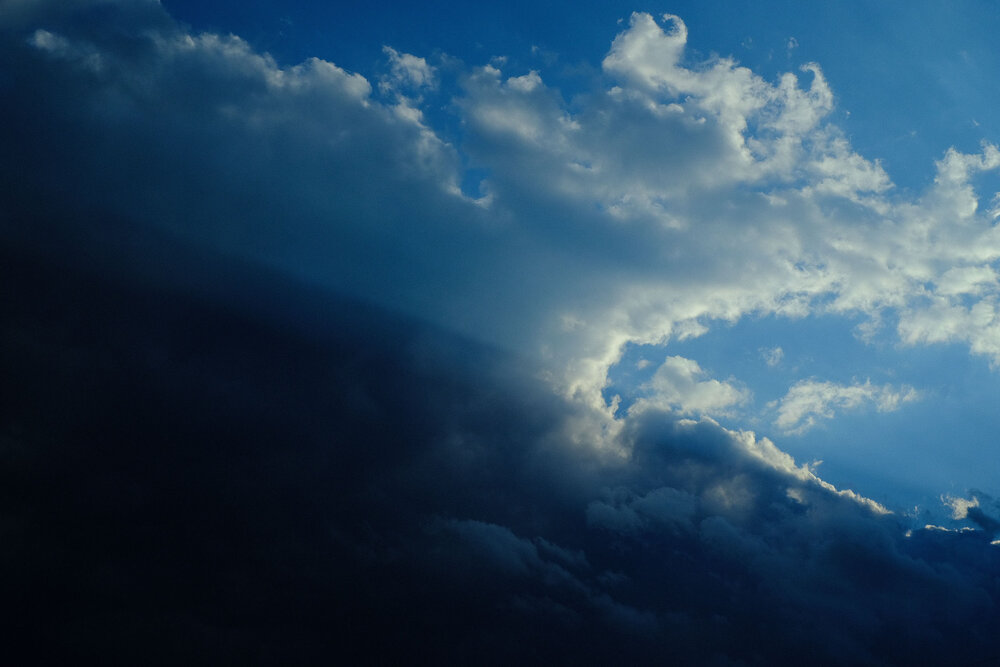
{"left": 3, "top": 1, "right": 1000, "bottom": 664}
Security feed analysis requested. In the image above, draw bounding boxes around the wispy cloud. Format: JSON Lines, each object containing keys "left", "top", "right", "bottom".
{"left": 761, "top": 346, "right": 784, "bottom": 367}
{"left": 770, "top": 379, "right": 921, "bottom": 434}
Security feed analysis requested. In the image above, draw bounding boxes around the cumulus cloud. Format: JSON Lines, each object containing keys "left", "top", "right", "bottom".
{"left": 587, "top": 485, "right": 698, "bottom": 534}
{"left": 8, "top": 2, "right": 1000, "bottom": 424}
{"left": 629, "top": 356, "right": 749, "bottom": 417}
{"left": 380, "top": 45, "right": 436, "bottom": 95}
{"left": 4, "top": 4, "right": 1000, "bottom": 661}
{"left": 770, "top": 379, "right": 921, "bottom": 434}
{"left": 0, "top": 0, "right": 986, "bottom": 492}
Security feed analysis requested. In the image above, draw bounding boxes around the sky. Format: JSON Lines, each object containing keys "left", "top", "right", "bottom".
{"left": 3, "top": 1, "right": 1000, "bottom": 663}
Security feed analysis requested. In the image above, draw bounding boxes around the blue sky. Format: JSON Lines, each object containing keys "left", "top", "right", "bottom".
{"left": 5, "top": 1, "right": 1000, "bottom": 662}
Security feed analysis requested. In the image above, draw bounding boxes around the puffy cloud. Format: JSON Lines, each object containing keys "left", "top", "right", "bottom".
{"left": 587, "top": 485, "right": 698, "bottom": 534}
{"left": 771, "top": 379, "right": 921, "bottom": 435}
{"left": 629, "top": 355, "right": 749, "bottom": 417}
{"left": 898, "top": 296, "right": 1000, "bottom": 364}
{"left": 380, "top": 45, "right": 436, "bottom": 93}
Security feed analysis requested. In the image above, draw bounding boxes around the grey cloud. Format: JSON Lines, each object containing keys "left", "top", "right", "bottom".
{"left": 587, "top": 485, "right": 697, "bottom": 535}
{"left": 4, "top": 207, "right": 1000, "bottom": 664}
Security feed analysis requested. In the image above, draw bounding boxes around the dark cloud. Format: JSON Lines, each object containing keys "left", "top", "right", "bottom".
{"left": 4, "top": 223, "right": 1000, "bottom": 665}
{"left": 3, "top": 2, "right": 1000, "bottom": 665}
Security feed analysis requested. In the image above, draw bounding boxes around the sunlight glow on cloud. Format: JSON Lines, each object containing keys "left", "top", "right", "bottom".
{"left": 944, "top": 493, "right": 980, "bottom": 519}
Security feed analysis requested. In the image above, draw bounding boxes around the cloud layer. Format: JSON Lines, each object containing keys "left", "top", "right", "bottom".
{"left": 3, "top": 2, "right": 1000, "bottom": 662}
{"left": 7, "top": 2, "right": 1000, "bottom": 419}
{"left": 4, "top": 239, "right": 1000, "bottom": 663}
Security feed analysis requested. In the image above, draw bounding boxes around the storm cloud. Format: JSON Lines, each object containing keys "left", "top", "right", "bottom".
{"left": 3, "top": 2, "right": 1000, "bottom": 664}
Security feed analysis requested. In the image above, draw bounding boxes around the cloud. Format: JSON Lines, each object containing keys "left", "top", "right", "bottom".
{"left": 20, "top": 198, "right": 1000, "bottom": 666}
{"left": 8, "top": 2, "right": 1000, "bottom": 425}
{"left": 944, "top": 493, "right": 1000, "bottom": 535}
{"left": 944, "top": 493, "right": 981, "bottom": 520}
{"left": 8, "top": 239, "right": 998, "bottom": 663}
{"left": 629, "top": 355, "right": 749, "bottom": 417}
{"left": 4, "top": 4, "right": 1000, "bottom": 661}
{"left": 771, "top": 379, "right": 921, "bottom": 435}
{"left": 761, "top": 345, "right": 784, "bottom": 367}
{"left": 380, "top": 45, "right": 436, "bottom": 95}
{"left": 587, "top": 485, "right": 698, "bottom": 534}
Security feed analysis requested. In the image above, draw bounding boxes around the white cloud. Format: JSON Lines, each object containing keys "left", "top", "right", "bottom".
{"left": 898, "top": 297, "right": 1000, "bottom": 363}
{"left": 943, "top": 494, "right": 980, "bottom": 520}
{"left": 934, "top": 265, "right": 997, "bottom": 296}
{"left": 771, "top": 379, "right": 920, "bottom": 435}
{"left": 629, "top": 356, "right": 749, "bottom": 417}
{"left": 380, "top": 45, "right": 436, "bottom": 94}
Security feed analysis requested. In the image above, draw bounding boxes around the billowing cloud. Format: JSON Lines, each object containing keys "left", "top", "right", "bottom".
{"left": 4, "top": 2, "right": 1000, "bottom": 662}
{"left": 5, "top": 240, "right": 997, "bottom": 663}
{"left": 628, "top": 355, "right": 749, "bottom": 417}
{"left": 7, "top": 3, "right": 1000, "bottom": 420}
{"left": 771, "top": 379, "right": 921, "bottom": 434}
